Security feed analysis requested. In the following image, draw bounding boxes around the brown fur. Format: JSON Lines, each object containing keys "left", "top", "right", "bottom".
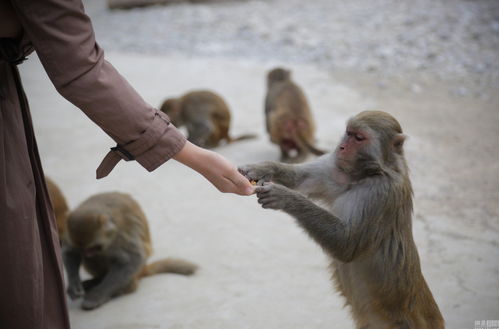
{"left": 265, "top": 67, "right": 325, "bottom": 163}
{"left": 240, "top": 111, "right": 444, "bottom": 328}
{"left": 45, "top": 177, "right": 69, "bottom": 240}
{"left": 160, "top": 90, "right": 256, "bottom": 148}
{"left": 63, "top": 192, "right": 197, "bottom": 310}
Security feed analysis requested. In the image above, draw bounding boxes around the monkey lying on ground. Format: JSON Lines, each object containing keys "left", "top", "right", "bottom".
{"left": 265, "top": 67, "right": 325, "bottom": 163}
{"left": 240, "top": 111, "right": 444, "bottom": 328}
{"left": 160, "top": 90, "right": 256, "bottom": 148}
{"left": 45, "top": 176, "right": 70, "bottom": 241}
{"left": 63, "top": 192, "right": 197, "bottom": 310}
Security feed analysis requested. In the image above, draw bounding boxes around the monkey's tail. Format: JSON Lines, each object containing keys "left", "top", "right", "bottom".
{"left": 227, "top": 134, "right": 258, "bottom": 143}
{"left": 295, "top": 132, "right": 327, "bottom": 156}
{"left": 140, "top": 258, "right": 198, "bottom": 277}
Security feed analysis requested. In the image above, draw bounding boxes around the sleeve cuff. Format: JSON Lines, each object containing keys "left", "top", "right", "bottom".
{"left": 96, "top": 111, "right": 187, "bottom": 179}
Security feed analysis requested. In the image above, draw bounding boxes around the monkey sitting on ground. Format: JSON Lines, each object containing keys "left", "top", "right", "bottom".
{"left": 264, "top": 67, "right": 325, "bottom": 163}
{"left": 239, "top": 111, "right": 444, "bottom": 328}
{"left": 45, "top": 176, "right": 70, "bottom": 241}
{"left": 63, "top": 192, "right": 197, "bottom": 310}
{"left": 160, "top": 90, "right": 256, "bottom": 148}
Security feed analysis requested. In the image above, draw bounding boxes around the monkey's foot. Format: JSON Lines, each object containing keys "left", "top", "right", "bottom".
{"left": 67, "top": 283, "right": 85, "bottom": 300}
{"left": 81, "top": 294, "right": 109, "bottom": 310}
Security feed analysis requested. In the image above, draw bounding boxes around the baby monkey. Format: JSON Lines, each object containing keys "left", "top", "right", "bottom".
{"left": 240, "top": 111, "right": 444, "bottom": 328}
{"left": 160, "top": 90, "right": 255, "bottom": 148}
{"left": 63, "top": 192, "right": 197, "bottom": 310}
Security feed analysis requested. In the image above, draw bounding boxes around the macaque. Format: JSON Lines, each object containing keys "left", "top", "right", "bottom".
{"left": 160, "top": 90, "right": 256, "bottom": 148}
{"left": 265, "top": 67, "right": 325, "bottom": 163}
{"left": 63, "top": 192, "right": 197, "bottom": 310}
{"left": 239, "top": 111, "right": 444, "bottom": 328}
{"left": 45, "top": 177, "right": 69, "bottom": 241}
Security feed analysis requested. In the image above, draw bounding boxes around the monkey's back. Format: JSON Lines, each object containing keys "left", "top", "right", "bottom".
{"left": 71, "top": 192, "right": 153, "bottom": 276}
{"left": 180, "top": 90, "right": 231, "bottom": 146}
{"left": 265, "top": 82, "right": 316, "bottom": 145}
{"left": 46, "top": 177, "right": 69, "bottom": 238}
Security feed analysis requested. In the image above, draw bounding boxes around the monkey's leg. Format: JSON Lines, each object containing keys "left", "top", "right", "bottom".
{"left": 81, "top": 254, "right": 143, "bottom": 310}
{"left": 82, "top": 276, "right": 104, "bottom": 292}
{"left": 279, "top": 145, "right": 291, "bottom": 162}
{"left": 289, "top": 147, "right": 308, "bottom": 163}
{"left": 62, "top": 246, "right": 84, "bottom": 299}
{"left": 186, "top": 118, "right": 214, "bottom": 148}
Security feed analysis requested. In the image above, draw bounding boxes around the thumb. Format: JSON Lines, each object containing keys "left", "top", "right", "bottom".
{"left": 229, "top": 172, "right": 256, "bottom": 196}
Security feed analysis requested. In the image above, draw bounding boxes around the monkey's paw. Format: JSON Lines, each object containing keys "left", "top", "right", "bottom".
{"left": 238, "top": 162, "right": 274, "bottom": 185}
{"left": 81, "top": 293, "right": 109, "bottom": 310}
{"left": 255, "top": 183, "right": 295, "bottom": 210}
{"left": 67, "top": 283, "right": 85, "bottom": 300}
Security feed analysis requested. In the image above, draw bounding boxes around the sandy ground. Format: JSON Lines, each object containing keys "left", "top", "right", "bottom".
{"left": 20, "top": 51, "right": 498, "bottom": 329}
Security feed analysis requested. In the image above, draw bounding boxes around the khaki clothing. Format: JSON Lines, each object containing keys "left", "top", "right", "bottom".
{"left": 0, "top": 0, "right": 186, "bottom": 328}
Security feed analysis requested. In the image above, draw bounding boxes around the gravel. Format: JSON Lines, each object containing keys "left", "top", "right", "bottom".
{"left": 85, "top": 0, "right": 499, "bottom": 85}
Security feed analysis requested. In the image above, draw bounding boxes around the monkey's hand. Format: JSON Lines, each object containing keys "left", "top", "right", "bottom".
{"left": 67, "top": 281, "right": 85, "bottom": 300}
{"left": 238, "top": 162, "right": 275, "bottom": 186}
{"left": 255, "top": 182, "right": 300, "bottom": 210}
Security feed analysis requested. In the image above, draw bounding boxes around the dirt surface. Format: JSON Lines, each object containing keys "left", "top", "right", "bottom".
{"left": 21, "top": 51, "right": 499, "bottom": 329}
{"left": 19, "top": 0, "right": 499, "bottom": 328}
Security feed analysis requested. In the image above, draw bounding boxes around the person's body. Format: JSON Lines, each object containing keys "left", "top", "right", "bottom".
{"left": 0, "top": 0, "right": 253, "bottom": 328}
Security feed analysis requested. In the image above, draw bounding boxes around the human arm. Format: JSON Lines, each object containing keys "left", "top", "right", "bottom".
{"left": 174, "top": 141, "right": 254, "bottom": 196}
{"left": 10, "top": 0, "right": 185, "bottom": 177}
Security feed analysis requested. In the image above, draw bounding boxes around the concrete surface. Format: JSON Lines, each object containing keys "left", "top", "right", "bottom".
{"left": 20, "top": 51, "right": 499, "bottom": 329}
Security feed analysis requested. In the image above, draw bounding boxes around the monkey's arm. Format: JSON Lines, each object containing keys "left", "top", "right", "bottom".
{"left": 240, "top": 155, "right": 340, "bottom": 199}
{"left": 82, "top": 251, "right": 143, "bottom": 310}
{"left": 239, "top": 161, "right": 303, "bottom": 187}
{"left": 255, "top": 183, "right": 356, "bottom": 263}
{"left": 62, "top": 246, "right": 84, "bottom": 299}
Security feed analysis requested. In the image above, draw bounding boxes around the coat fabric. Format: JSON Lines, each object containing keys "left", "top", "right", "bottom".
{"left": 0, "top": 0, "right": 186, "bottom": 328}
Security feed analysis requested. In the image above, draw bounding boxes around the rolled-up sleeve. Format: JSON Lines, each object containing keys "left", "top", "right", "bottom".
{"left": 10, "top": 0, "right": 186, "bottom": 178}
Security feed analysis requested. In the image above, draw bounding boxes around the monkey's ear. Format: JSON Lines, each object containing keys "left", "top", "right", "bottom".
{"left": 392, "top": 134, "right": 407, "bottom": 154}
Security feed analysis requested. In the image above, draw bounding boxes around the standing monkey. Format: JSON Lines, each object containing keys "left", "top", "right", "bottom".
{"left": 265, "top": 67, "right": 325, "bottom": 163}
{"left": 160, "top": 90, "right": 256, "bottom": 148}
{"left": 240, "top": 111, "right": 444, "bottom": 328}
{"left": 63, "top": 192, "right": 197, "bottom": 310}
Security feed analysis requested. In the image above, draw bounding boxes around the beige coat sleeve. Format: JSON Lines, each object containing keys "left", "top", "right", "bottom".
{"left": 10, "top": 0, "right": 186, "bottom": 178}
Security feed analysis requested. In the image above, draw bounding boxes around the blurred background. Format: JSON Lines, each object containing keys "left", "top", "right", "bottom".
{"left": 22, "top": 0, "right": 499, "bottom": 328}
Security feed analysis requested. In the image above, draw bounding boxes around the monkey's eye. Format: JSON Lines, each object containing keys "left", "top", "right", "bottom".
{"left": 354, "top": 134, "right": 365, "bottom": 142}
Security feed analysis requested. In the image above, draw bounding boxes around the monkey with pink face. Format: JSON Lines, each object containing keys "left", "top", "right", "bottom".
{"left": 239, "top": 111, "right": 444, "bottom": 329}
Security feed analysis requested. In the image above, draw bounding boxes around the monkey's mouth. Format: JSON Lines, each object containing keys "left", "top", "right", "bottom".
{"left": 84, "top": 245, "right": 103, "bottom": 258}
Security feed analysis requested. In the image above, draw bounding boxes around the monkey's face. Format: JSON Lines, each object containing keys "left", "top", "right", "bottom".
{"left": 160, "top": 98, "right": 182, "bottom": 126}
{"left": 335, "top": 126, "right": 370, "bottom": 171}
{"left": 67, "top": 213, "right": 117, "bottom": 258}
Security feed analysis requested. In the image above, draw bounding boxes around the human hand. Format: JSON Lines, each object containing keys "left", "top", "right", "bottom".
{"left": 174, "top": 141, "right": 255, "bottom": 196}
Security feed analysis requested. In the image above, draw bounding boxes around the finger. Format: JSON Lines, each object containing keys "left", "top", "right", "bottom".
{"left": 255, "top": 184, "right": 272, "bottom": 193}
{"left": 261, "top": 201, "right": 280, "bottom": 209}
{"left": 256, "top": 192, "right": 270, "bottom": 200}
{"left": 227, "top": 172, "right": 256, "bottom": 196}
{"left": 237, "top": 166, "right": 249, "bottom": 177}
{"left": 257, "top": 194, "right": 271, "bottom": 203}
